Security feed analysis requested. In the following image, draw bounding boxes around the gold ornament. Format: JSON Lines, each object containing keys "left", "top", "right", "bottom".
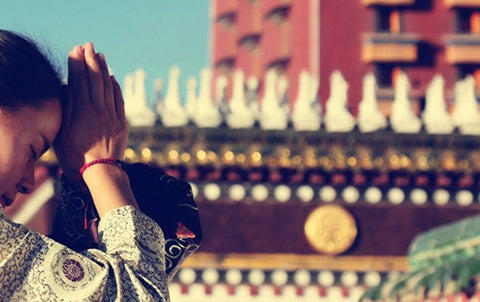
{"left": 141, "top": 147, "right": 153, "bottom": 162}
{"left": 222, "top": 150, "right": 235, "bottom": 164}
{"left": 167, "top": 149, "right": 180, "bottom": 165}
{"left": 123, "top": 148, "right": 137, "bottom": 162}
{"left": 304, "top": 204, "right": 357, "bottom": 255}
{"left": 441, "top": 151, "right": 456, "bottom": 171}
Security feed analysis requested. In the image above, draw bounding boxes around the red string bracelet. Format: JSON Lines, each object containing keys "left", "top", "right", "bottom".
{"left": 79, "top": 157, "right": 124, "bottom": 179}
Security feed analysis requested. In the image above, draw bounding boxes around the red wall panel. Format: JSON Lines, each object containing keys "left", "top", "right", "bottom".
{"left": 237, "top": 0, "right": 262, "bottom": 40}
{"left": 403, "top": 4, "right": 457, "bottom": 104}
{"left": 212, "top": 23, "right": 237, "bottom": 65}
{"left": 213, "top": 0, "right": 238, "bottom": 19}
{"left": 320, "top": 1, "right": 373, "bottom": 116}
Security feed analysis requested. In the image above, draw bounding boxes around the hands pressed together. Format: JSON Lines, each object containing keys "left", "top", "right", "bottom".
{"left": 54, "top": 43, "right": 137, "bottom": 217}
{"left": 54, "top": 42, "right": 127, "bottom": 180}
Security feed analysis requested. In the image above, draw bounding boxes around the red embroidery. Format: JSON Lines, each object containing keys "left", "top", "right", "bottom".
{"left": 62, "top": 259, "right": 85, "bottom": 282}
{"left": 176, "top": 222, "right": 196, "bottom": 239}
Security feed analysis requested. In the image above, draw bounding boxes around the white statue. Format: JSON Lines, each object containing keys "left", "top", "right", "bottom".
{"left": 160, "top": 66, "right": 188, "bottom": 127}
{"left": 390, "top": 71, "right": 422, "bottom": 133}
{"left": 358, "top": 72, "right": 387, "bottom": 132}
{"left": 226, "top": 70, "right": 256, "bottom": 128}
{"left": 291, "top": 70, "right": 321, "bottom": 131}
{"left": 124, "top": 74, "right": 135, "bottom": 115}
{"left": 193, "top": 68, "right": 223, "bottom": 128}
{"left": 246, "top": 75, "right": 260, "bottom": 120}
{"left": 185, "top": 76, "right": 198, "bottom": 121}
{"left": 452, "top": 76, "right": 480, "bottom": 134}
{"left": 134, "top": 69, "right": 148, "bottom": 108}
{"left": 324, "top": 70, "right": 356, "bottom": 132}
{"left": 259, "top": 69, "right": 289, "bottom": 130}
{"left": 124, "top": 69, "right": 156, "bottom": 127}
{"left": 422, "top": 74, "right": 454, "bottom": 134}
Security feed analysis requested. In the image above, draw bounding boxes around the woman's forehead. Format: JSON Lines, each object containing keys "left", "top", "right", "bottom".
{"left": 15, "top": 98, "right": 62, "bottom": 135}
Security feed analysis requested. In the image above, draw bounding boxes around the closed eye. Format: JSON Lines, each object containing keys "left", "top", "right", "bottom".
{"left": 30, "top": 146, "right": 38, "bottom": 161}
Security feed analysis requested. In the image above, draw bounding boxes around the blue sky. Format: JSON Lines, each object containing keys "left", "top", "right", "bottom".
{"left": 0, "top": 0, "right": 210, "bottom": 102}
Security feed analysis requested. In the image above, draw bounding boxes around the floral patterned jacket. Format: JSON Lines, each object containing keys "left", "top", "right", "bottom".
{"left": 0, "top": 163, "right": 202, "bottom": 301}
{"left": 0, "top": 205, "right": 169, "bottom": 301}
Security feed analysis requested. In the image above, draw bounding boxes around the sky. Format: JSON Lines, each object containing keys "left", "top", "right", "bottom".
{"left": 0, "top": 0, "right": 210, "bottom": 103}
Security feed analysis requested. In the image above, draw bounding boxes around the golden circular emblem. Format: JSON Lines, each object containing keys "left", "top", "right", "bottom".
{"left": 304, "top": 204, "right": 357, "bottom": 255}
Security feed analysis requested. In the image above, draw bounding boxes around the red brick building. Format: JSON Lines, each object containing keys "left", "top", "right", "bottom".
{"left": 211, "top": 0, "right": 320, "bottom": 109}
{"left": 211, "top": 0, "right": 480, "bottom": 116}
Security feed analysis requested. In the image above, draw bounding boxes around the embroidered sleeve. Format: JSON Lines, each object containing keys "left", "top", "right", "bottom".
{"left": 0, "top": 207, "right": 169, "bottom": 301}
{"left": 51, "top": 163, "right": 202, "bottom": 279}
{"left": 97, "top": 205, "right": 167, "bottom": 288}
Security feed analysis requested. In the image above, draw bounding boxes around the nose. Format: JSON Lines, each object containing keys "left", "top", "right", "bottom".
{"left": 17, "top": 162, "right": 35, "bottom": 194}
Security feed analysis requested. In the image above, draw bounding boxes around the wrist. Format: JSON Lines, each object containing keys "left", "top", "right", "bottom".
{"left": 80, "top": 158, "right": 123, "bottom": 179}
{"left": 82, "top": 163, "right": 125, "bottom": 185}
{"left": 82, "top": 164, "right": 138, "bottom": 218}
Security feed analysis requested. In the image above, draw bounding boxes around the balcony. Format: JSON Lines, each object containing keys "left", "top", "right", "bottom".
{"left": 362, "top": 0, "right": 415, "bottom": 5}
{"left": 361, "top": 33, "right": 420, "bottom": 63}
{"left": 445, "top": 34, "right": 480, "bottom": 63}
{"left": 237, "top": 0, "right": 262, "bottom": 41}
{"left": 261, "top": 0, "right": 291, "bottom": 18}
{"left": 445, "top": 0, "right": 480, "bottom": 8}
{"left": 213, "top": 23, "right": 237, "bottom": 65}
{"left": 213, "top": 0, "right": 237, "bottom": 19}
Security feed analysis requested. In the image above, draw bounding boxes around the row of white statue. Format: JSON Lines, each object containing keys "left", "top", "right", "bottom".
{"left": 124, "top": 66, "right": 480, "bottom": 134}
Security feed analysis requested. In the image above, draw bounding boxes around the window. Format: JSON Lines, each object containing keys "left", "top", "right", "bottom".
{"left": 216, "top": 58, "right": 235, "bottom": 73}
{"left": 266, "top": 6, "right": 290, "bottom": 25}
{"left": 456, "top": 9, "right": 480, "bottom": 34}
{"left": 239, "top": 34, "right": 261, "bottom": 51}
{"left": 375, "top": 8, "right": 402, "bottom": 33}
{"left": 217, "top": 12, "right": 236, "bottom": 29}
{"left": 472, "top": 11, "right": 480, "bottom": 34}
{"left": 266, "top": 60, "right": 289, "bottom": 74}
{"left": 376, "top": 64, "right": 402, "bottom": 88}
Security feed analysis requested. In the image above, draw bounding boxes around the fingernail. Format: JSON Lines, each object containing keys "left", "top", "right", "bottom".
{"left": 97, "top": 53, "right": 105, "bottom": 61}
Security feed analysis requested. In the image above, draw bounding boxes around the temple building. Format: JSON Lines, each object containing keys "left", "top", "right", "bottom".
{"left": 9, "top": 1, "right": 480, "bottom": 301}
{"left": 211, "top": 0, "right": 480, "bottom": 115}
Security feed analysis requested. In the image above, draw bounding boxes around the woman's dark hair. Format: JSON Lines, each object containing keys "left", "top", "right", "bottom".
{"left": 0, "top": 29, "right": 63, "bottom": 107}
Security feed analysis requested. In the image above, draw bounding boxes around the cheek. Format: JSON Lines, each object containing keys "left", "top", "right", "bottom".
{"left": 0, "top": 145, "right": 23, "bottom": 195}
{"left": 0, "top": 129, "right": 29, "bottom": 195}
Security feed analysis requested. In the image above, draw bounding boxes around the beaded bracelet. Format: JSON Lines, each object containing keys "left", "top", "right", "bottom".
{"left": 79, "top": 157, "right": 124, "bottom": 179}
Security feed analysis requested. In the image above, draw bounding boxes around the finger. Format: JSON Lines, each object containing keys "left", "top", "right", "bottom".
{"left": 68, "top": 45, "right": 90, "bottom": 106}
{"left": 83, "top": 42, "right": 104, "bottom": 110}
{"left": 96, "top": 53, "right": 114, "bottom": 114}
{"left": 111, "top": 76, "right": 127, "bottom": 126}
